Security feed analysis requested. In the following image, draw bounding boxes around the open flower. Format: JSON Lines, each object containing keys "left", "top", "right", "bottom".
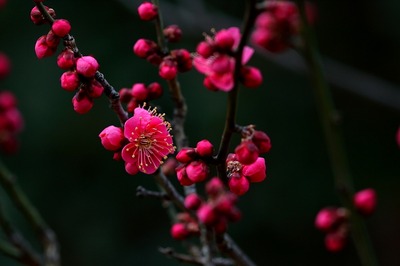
{"left": 121, "top": 107, "right": 175, "bottom": 174}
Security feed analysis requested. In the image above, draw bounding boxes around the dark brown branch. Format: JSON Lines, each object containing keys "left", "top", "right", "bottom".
{"left": 216, "top": 234, "right": 256, "bottom": 266}
{"left": 0, "top": 160, "right": 60, "bottom": 266}
{"left": 136, "top": 186, "right": 169, "bottom": 200}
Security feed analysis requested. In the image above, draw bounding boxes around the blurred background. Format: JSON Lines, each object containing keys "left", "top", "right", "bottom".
{"left": 0, "top": 0, "right": 399, "bottom": 265}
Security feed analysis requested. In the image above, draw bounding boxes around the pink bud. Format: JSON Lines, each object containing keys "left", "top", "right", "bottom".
{"left": 4, "top": 108, "right": 23, "bottom": 132}
{"left": 76, "top": 56, "right": 99, "bottom": 77}
{"left": 215, "top": 194, "right": 235, "bottom": 214}
{"left": 353, "top": 188, "right": 377, "bottom": 216}
{"left": 147, "top": 82, "right": 163, "bottom": 100}
{"left": 252, "top": 130, "right": 271, "bottom": 153}
{"left": 159, "top": 59, "right": 177, "bottom": 80}
{"left": 163, "top": 25, "right": 182, "bottom": 43}
{"left": 228, "top": 175, "right": 250, "bottom": 196}
{"left": 60, "top": 71, "right": 80, "bottom": 91}
{"left": 127, "top": 99, "right": 138, "bottom": 113}
{"left": 125, "top": 162, "right": 139, "bottom": 175}
{"left": 215, "top": 29, "right": 235, "bottom": 50}
{"left": 0, "top": 91, "right": 16, "bottom": 110}
{"left": 235, "top": 141, "right": 259, "bottom": 165}
{"left": 171, "top": 49, "right": 192, "bottom": 72}
{"left": 137, "top": 2, "right": 158, "bottom": 21}
{"left": 176, "top": 165, "right": 194, "bottom": 186}
{"left": 315, "top": 208, "right": 338, "bottom": 232}
{"left": 99, "top": 125, "right": 124, "bottom": 151}
{"left": 133, "top": 39, "right": 157, "bottom": 58}
{"left": 57, "top": 49, "right": 75, "bottom": 69}
{"left": 119, "top": 88, "right": 132, "bottom": 103}
{"left": 242, "top": 157, "right": 266, "bottom": 183}
{"left": 186, "top": 160, "right": 208, "bottom": 183}
{"left": 241, "top": 66, "right": 263, "bottom": 88}
{"left": 325, "top": 232, "right": 346, "bottom": 253}
{"left": 72, "top": 92, "right": 93, "bottom": 114}
{"left": 205, "top": 177, "right": 225, "bottom": 197}
{"left": 213, "top": 218, "right": 227, "bottom": 234}
{"left": 196, "top": 41, "right": 214, "bottom": 58}
{"left": 87, "top": 80, "right": 104, "bottom": 98}
{"left": 203, "top": 77, "right": 218, "bottom": 91}
{"left": 184, "top": 194, "right": 202, "bottom": 210}
{"left": 45, "top": 30, "right": 60, "bottom": 48}
{"left": 197, "top": 204, "right": 216, "bottom": 225}
{"left": 255, "top": 12, "right": 276, "bottom": 29}
{"left": 52, "top": 19, "right": 71, "bottom": 37}
{"left": 196, "top": 139, "right": 213, "bottom": 157}
{"left": 0, "top": 52, "right": 11, "bottom": 79}
{"left": 170, "top": 223, "right": 189, "bottom": 240}
{"left": 176, "top": 147, "right": 196, "bottom": 163}
{"left": 30, "top": 7, "right": 44, "bottom": 25}
{"left": 35, "top": 35, "right": 55, "bottom": 59}
{"left": 131, "top": 83, "right": 148, "bottom": 101}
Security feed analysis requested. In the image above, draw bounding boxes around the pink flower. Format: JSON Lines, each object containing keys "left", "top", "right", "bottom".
{"left": 353, "top": 188, "right": 377, "bottom": 216}
{"left": 121, "top": 107, "right": 175, "bottom": 174}
{"left": 193, "top": 27, "right": 256, "bottom": 92}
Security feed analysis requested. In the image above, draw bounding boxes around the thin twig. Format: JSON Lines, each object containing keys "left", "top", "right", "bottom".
{"left": 295, "top": 1, "right": 378, "bottom": 266}
{"left": 0, "top": 159, "right": 60, "bottom": 266}
{"left": 159, "top": 247, "right": 234, "bottom": 266}
{"left": 216, "top": 234, "right": 256, "bottom": 266}
{"left": 136, "top": 186, "right": 169, "bottom": 200}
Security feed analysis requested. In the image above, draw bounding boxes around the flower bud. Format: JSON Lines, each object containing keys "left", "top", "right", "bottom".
{"left": 138, "top": 2, "right": 158, "bottom": 21}
{"left": 184, "top": 194, "right": 202, "bottom": 210}
{"left": 196, "top": 41, "right": 214, "bottom": 58}
{"left": 0, "top": 52, "right": 11, "bottom": 80}
{"left": 147, "top": 82, "right": 163, "bottom": 100}
{"left": 176, "top": 147, "right": 196, "bottom": 163}
{"left": 186, "top": 160, "right": 208, "bottom": 183}
{"left": 133, "top": 39, "right": 157, "bottom": 58}
{"left": 315, "top": 208, "right": 339, "bottom": 232}
{"left": 197, "top": 204, "right": 216, "bottom": 225}
{"left": 170, "top": 223, "right": 189, "bottom": 240}
{"left": 72, "top": 92, "right": 93, "bottom": 114}
{"left": 0, "top": 91, "right": 16, "bottom": 110}
{"left": 176, "top": 165, "right": 194, "bottom": 186}
{"left": 205, "top": 177, "right": 225, "bottom": 197}
{"left": 131, "top": 83, "right": 148, "bottom": 101}
{"left": 228, "top": 175, "right": 250, "bottom": 196}
{"left": 52, "top": 19, "right": 71, "bottom": 37}
{"left": 60, "top": 71, "right": 80, "bottom": 91}
{"left": 353, "top": 188, "right": 377, "bottom": 216}
{"left": 119, "top": 88, "right": 132, "bottom": 103}
{"left": 163, "top": 25, "right": 182, "bottom": 43}
{"left": 45, "top": 30, "right": 60, "bottom": 48}
{"left": 87, "top": 80, "right": 104, "bottom": 98}
{"left": 196, "top": 139, "right": 213, "bottom": 157}
{"left": 99, "top": 125, "right": 124, "bottom": 151}
{"left": 171, "top": 49, "right": 192, "bottom": 72}
{"left": 159, "top": 59, "right": 177, "bottom": 80}
{"left": 57, "top": 49, "right": 75, "bottom": 69}
{"left": 235, "top": 141, "right": 259, "bottom": 165}
{"left": 325, "top": 232, "right": 346, "bottom": 253}
{"left": 241, "top": 66, "right": 263, "bottom": 88}
{"left": 76, "top": 56, "right": 99, "bottom": 77}
{"left": 215, "top": 29, "right": 235, "bottom": 51}
{"left": 35, "top": 35, "right": 55, "bottom": 59}
{"left": 252, "top": 130, "right": 271, "bottom": 153}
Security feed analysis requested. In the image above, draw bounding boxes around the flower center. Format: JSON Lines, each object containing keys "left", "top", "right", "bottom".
{"left": 226, "top": 160, "right": 242, "bottom": 177}
{"left": 138, "top": 134, "right": 153, "bottom": 149}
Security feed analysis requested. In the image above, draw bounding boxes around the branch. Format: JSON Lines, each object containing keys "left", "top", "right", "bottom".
{"left": 159, "top": 247, "right": 234, "bottom": 266}
{"left": 295, "top": 1, "right": 378, "bottom": 266}
{"left": 216, "top": 234, "right": 256, "bottom": 266}
{"left": 36, "top": 2, "right": 129, "bottom": 126}
{"left": 0, "top": 159, "right": 60, "bottom": 266}
{"left": 136, "top": 186, "right": 169, "bottom": 200}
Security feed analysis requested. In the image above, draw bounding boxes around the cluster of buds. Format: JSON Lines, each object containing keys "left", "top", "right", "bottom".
{"left": 193, "top": 27, "right": 262, "bottom": 92}
{"left": 31, "top": 4, "right": 103, "bottom": 114}
{"left": 134, "top": 3, "right": 191, "bottom": 80}
{"left": 315, "top": 207, "right": 349, "bottom": 252}
{"left": 99, "top": 106, "right": 175, "bottom": 175}
{"left": 119, "top": 82, "right": 163, "bottom": 113}
{"left": 175, "top": 139, "right": 214, "bottom": 186}
{"left": 315, "top": 188, "right": 377, "bottom": 252}
{"left": 0, "top": 91, "right": 24, "bottom": 153}
{"left": 171, "top": 178, "right": 241, "bottom": 240}
{"left": 251, "top": 1, "right": 300, "bottom": 53}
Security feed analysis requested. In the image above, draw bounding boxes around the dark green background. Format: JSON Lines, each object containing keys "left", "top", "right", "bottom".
{"left": 0, "top": 1, "right": 399, "bottom": 265}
